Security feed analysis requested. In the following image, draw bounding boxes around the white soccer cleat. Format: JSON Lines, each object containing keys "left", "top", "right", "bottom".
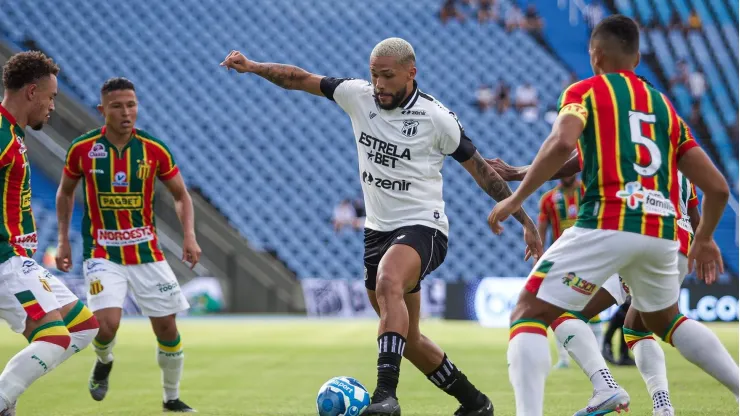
{"left": 572, "top": 388, "right": 630, "bottom": 416}
{"left": 653, "top": 407, "right": 674, "bottom": 416}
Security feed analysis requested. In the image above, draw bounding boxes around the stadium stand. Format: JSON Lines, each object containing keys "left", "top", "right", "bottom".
{"left": 0, "top": 0, "right": 736, "bottom": 281}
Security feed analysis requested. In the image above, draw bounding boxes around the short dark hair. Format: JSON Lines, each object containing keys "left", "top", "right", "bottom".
{"left": 591, "top": 15, "right": 640, "bottom": 56}
{"left": 2, "top": 51, "right": 60, "bottom": 91}
{"left": 101, "top": 77, "right": 135, "bottom": 95}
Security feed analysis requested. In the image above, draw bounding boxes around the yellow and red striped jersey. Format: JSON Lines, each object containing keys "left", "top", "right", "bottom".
{"left": 64, "top": 126, "right": 179, "bottom": 265}
{"left": 558, "top": 71, "right": 698, "bottom": 241}
{"left": 538, "top": 182, "right": 581, "bottom": 242}
{"left": 0, "top": 104, "right": 36, "bottom": 262}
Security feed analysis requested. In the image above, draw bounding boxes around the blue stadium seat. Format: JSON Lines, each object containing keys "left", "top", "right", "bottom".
{"left": 0, "top": 0, "right": 733, "bottom": 280}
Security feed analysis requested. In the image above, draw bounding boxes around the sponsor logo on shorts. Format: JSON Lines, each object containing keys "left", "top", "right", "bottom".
{"left": 88, "top": 143, "right": 108, "bottom": 159}
{"left": 97, "top": 226, "right": 154, "bottom": 247}
{"left": 13, "top": 232, "right": 38, "bottom": 250}
{"left": 363, "top": 267, "right": 368, "bottom": 281}
{"left": 98, "top": 192, "right": 143, "bottom": 210}
{"left": 21, "top": 259, "right": 39, "bottom": 274}
{"left": 616, "top": 182, "right": 677, "bottom": 217}
{"left": 619, "top": 276, "right": 631, "bottom": 295}
{"left": 86, "top": 260, "right": 106, "bottom": 274}
{"left": 157, "top": 282, "right": 179, "bottom": 293}
{"left": 89, "top": 169, "right": 104, "bottom": 174}
{"left": 89, "top": 280, "right": 104, "bottom": 295}
{"left": 562, "top": 272, "right": 596, "bottom": 295}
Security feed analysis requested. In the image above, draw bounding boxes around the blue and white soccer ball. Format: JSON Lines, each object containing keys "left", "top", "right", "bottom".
{"left": 316, "top": 376, "right": 371, "bottom": 416}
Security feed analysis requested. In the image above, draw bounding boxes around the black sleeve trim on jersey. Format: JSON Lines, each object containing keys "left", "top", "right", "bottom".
{"left": 451, "top": 133, "right": 477, "bottom": 162}
{"left": 320, "top": 77, "right": 349, "bottom": 101}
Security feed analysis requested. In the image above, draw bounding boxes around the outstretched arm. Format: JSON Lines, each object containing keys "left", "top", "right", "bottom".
{"left": 486, "top": 150, "right": 581, "bottom": 181}
{"left": 220, "top": 50, "right": 324, "bottom": 96}
{"left": 461, "top": 152, "right": 535, "bottom": 227}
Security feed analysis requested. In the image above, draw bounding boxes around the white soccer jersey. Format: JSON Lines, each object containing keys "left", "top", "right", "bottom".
{"left": 321, "top": 78, "right": 476, "bottom": 236}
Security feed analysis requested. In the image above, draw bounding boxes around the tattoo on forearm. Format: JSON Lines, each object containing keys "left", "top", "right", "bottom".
{"left": 257, "top": 64, "right": 308, "bottom": 89}
{"left": 472, "top": 154, "right": 530, "bottom": 225}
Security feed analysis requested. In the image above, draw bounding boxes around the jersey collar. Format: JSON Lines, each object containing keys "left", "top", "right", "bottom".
{"left": 0, "top": 104, "right": 18, "bottom": 126}
{"left": 398, "top": 80, "right": 420, "bottom": 110}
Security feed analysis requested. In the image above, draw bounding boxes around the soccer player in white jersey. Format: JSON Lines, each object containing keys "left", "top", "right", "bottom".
{"left": 221, "top": 38, "right": 543, "bottom": 416}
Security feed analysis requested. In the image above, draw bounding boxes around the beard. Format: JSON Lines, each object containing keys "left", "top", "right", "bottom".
{"left": 30, "top": 121, "right": 44, "bottom": 131}
{"left": 374, "top": 86, "right": 407, "bottom": 110}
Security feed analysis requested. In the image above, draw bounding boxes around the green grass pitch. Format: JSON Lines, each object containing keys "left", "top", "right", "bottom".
{"left": 2, "top": 318, "right": 737, "bottom": 415}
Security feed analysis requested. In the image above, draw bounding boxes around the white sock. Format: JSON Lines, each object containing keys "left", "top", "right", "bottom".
{"left": 508, "top": 323, "right": 550, "bottom": 416}
{"left": 92, "top": 337, "right": 116, "bottom": 364}
{"left": 52, "top": 328, "right": 99, "bottom": 370}
{"left": 0, "top": 339, "right": 68, "bottom": 406}
{"left": 553, "top": 317, "right": 619, "bottom": 391}
{"left": 555, "top": 336, "right": 570, "bottom": 363}
{"left": 628, "top": 332, "right": 671, "bottom": 409}
{"left": 668, "top": 316, "right": 739, "bottom": 398}
{"left": 157, "top": 334, "right": 184, "bottom": 402}
{"left": 589, "top": 321, "right": 604, "bottom": 351}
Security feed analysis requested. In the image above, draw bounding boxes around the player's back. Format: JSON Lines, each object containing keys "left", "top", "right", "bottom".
{"left": 559, "top": 71, "right": 695, "bottom": 241}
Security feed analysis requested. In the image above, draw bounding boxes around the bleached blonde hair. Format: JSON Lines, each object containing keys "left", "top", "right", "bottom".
{"left": 370, "top": 37, "right": 416, "bottom": 66}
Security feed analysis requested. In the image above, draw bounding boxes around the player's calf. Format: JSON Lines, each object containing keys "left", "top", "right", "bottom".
{"left": 0, "top": 314, "right": 70, "bottom": 411}
{"left": 152, "top": 315, "right": 193, "bottom": 411}
{"left": 642, "top": 307, "right": 739, "bottom": 398}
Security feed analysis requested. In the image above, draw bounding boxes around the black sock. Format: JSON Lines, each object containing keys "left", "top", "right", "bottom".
{"left": 604, "top": 302, "right": 629, "bottom": 342}
{"left": 426, "top": 354, "right": 485, "bottom": 409}
{"left": 375, "top": 332, "right": 405, "bottom": 400}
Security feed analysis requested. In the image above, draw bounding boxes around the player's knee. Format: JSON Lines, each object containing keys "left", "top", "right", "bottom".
{"left": 151, "top": 315, "right": 178, "bottom": 340}
{"left": 375, "top": 275, "right": 404, "bottom": 302}
{"left": 96, "top": 318, "right": 119, "bottom": 341}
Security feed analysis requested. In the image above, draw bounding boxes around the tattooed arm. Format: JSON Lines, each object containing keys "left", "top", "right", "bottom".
{"left": 220, "top": 50, "right": 324, "bottom": 96}
{"left": 461, "top": 152, "right": 535, "bottom": 227}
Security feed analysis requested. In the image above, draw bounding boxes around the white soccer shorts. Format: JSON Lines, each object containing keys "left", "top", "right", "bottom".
{"left": 601, "top": 253, "right": 689, "bottom": 306}
{"left": 526, "top": 227, "right": 680, "bottom": 313}
{"left": 0, "top": 256, "right": 78, "bottom": 333}
{"left": 83, "top": 258, "right": 189, "bottom": 317}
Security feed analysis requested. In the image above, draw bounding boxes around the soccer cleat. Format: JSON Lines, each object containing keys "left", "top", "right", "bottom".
{"left": 572, "top": 387, "right": 630, "bottom": 416}
{"left": 365, "top": 396, "right": 401, "bottom": 416}
{"left": 88, "top": 359, "right": 113, "bottom": 401}
{"left": 554, "top": 360, "right": 570, "bottom": 369}
{"left": 163, "top": 399, "right": 197, "bottom": 412}
{"left": 453, "top": 395, "right": 494, "bottom": 416}
{"left": 653, "top": 407, "right": 674, "bottom": 416}
{"left": 0, "top": 402, "right": 16, "bottom": 416}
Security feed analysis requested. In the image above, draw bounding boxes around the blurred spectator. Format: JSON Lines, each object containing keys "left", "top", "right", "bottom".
{"left": 688, "top": 69, "right": 706, "bottom": 103}
{"left": 477, "top": 0, "right": 497, "bottom": 24}
{"left": 669, "top": 11, "right": 683, "bottom": 31}
{"left": 544, "top": 105, "right": 558, "bottom": 125}
{"left": 515, "top": 82, "right": 538, "bottom": 112}
{"left": 689, "top": 101, "right": 702, "bottom": 127}
{"left": 523, "top": 4, "right": 544, "bottom": 33}
{"left": 584, "top": 0, "right": 605, "bottom": 36}
{"left": 688, "top": 10, "right": 702, "bottom": 31}
{"left": 505, "top": 5, "right": 524, "bottom": 32}
{"left": 476, "top": 84, "right": 495, "bottom": 112}
{"left": 440, "top": 0, "right": 465, "bottom": 24}
{"left": 352, "top": 198, "right": 366, "bottom": 225}
{"left": 670, "top": 60, "right": 690, "bottom": 87}
{"left": 333, "top": 199, "right": 360, "bottom": 232}
{"left": 494, "top": 82, "right": 511, "bottom": 113}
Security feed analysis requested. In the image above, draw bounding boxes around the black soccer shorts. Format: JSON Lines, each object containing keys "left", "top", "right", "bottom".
{"left": 363, "top": 224, "right": 448, "bottom": 294}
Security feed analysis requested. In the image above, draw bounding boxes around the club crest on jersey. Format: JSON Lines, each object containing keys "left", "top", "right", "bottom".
{"left": 136, "top": 159, "right": 152, "bottom": 179}
{"left": 616, "top": 182, "right": 677, "bottom": 217}
{"left": 39, "top": 276, "right": 52, "bottom": 293}
{"left": 401, "top": 120, "right": 419, "bottom": 137}
{"left": 88, "top": 143, "right": 108, "bottom": 159}
{"left": 112, "top": 171, "right": 129, "bottom": 187}
{"left": 562, "top": 272, "right": 596, "bottom": 295}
